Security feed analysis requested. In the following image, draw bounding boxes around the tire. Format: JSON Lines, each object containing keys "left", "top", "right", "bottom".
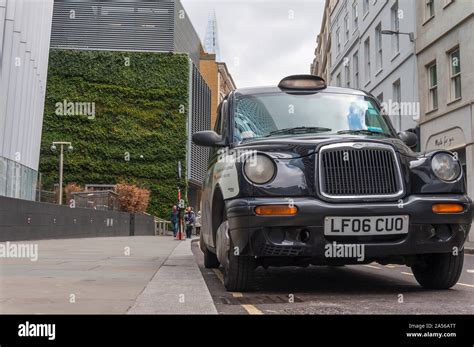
{"left": 224, "top": 243, "right": 256, "bottom": 292}
{"left": 215, "top": 217, "right": 255, "bottom": 292}
{"left": 201, "top": 233, "right": 220, "bottom": 269}
{"left": 411, "top": 250, "right": 464, "bottom": 289}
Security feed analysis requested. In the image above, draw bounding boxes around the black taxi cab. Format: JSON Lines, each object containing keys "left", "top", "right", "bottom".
{"left": 192, "top": 75, "right": 472, "bottom": 291}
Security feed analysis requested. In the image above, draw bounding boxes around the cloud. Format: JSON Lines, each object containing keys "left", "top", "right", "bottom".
{"left": 182, "top": 0, "right": 324, "bottom": 88}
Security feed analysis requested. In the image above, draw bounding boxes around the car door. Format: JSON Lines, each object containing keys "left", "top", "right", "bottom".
{"left": 201, "top": 96, "right": 241, "bottom": 249}
{"left": 201, "top": 102, "right": 226, "bottom": 248}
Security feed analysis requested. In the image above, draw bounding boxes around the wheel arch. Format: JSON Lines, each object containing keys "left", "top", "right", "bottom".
{"left": 211, "top": 185, "right": 226, "bottom": 247}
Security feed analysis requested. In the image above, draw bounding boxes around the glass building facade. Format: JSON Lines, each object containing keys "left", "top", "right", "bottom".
{"left": 0, "top": 157, "right": 38, "bottom": 201}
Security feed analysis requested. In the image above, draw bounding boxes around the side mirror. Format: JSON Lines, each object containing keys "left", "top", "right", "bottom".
{"left": 398, "top": 131, "right": 418, "bottom": 149}
{"left": 192, "top": 131, "right": 224, "bottom": 147}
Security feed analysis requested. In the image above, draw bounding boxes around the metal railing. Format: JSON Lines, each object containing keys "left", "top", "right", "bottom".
{"left": 36, "top": 190, "right": 58, "bottom": 204}
{"left": 155, "top": 217, "right": 171, "bottom": 236}
{"left": 72, "top": 191, "right": 119, "bottom": 211}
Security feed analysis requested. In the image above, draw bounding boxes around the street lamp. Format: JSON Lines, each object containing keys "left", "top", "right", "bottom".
{"left": 381, "top": 29, "right": 415, "bottom": 42}
{"left": 51, "top": 141, "right": 73, "bottom": 205}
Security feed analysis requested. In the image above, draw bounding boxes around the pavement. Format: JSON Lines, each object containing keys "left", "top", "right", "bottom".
{"left": 0, "top": 236, "right": 217, "bottom": 314}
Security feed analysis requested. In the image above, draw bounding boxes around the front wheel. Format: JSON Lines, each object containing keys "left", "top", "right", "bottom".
{"left": 216, "top": 218, "right": 255, "bottom": 292}
{"left": 411, "top": 250, "right": 464, "bottom": 289}
{"left": 201, "top": 233, "right": 220, "bottom": 269}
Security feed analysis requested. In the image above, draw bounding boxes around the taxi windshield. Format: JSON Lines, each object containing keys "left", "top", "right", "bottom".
{"left": 233, "top": 92, "right": 394, "bottom": 142}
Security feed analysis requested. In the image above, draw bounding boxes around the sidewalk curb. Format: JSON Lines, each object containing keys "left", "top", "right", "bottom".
{"left": 127, "top": 238, "right": 217, "bottom": 314}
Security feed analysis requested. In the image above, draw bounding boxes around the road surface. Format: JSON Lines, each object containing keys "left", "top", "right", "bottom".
{"left": 192, "top": 241, "right": 474, "bottom": 314}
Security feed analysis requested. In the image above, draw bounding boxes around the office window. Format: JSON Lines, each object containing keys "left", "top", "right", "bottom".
{"left": 364, "top": 38, "right": 371, "bottom": 83}
{"left": 427, "top": 62, "right": 438, "bottom": 110}
{"left": 345, "top": 60, "right": 351, "bottom": 88}
{"left": 363, "top": 0, "right": 369, "bottom": 15}
{"left": 449, "top": 48, "right": 461, "bottom": 100}
{"left": 344, "top": 13, "right": 349, "bottom": 42}
{"left": 353, "top": 51, "right": 359, "bottom": 88}
{"left": 392, "top": 79, "right": 401, "bottom": 131}
{"left": 336, "top": 73, "right": 342, "bottom": 87}
{"left": 391, "top": 1, "right": 400, "bottom": 54}
{"left": 426, "top": 0, "right": 435, "bottom": 19}
{"left": 375, "top": 24, "right": 383, "bottom": 70}
{"left": 336, "top": 27, "right": 341, "bottom": 54}
{"left": 352, "top": 1, "right": 358, "bottom": 29}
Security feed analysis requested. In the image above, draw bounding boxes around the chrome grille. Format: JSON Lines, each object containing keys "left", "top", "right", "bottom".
{"left": 319, "top": 143, "right": 403, "bottom": 199}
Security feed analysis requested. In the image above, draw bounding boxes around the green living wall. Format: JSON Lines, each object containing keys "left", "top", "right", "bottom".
{"left": 40, "top": 49, "right": 190, "bottom": 218}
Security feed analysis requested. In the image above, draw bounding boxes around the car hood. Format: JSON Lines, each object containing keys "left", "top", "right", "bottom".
{"left": 236, "top": 134, "right": 416, "bottom": 159}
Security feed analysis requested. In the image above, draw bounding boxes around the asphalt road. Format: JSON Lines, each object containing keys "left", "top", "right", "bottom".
{"left": 192, "top": 241, "right": 474, "bottom": 315}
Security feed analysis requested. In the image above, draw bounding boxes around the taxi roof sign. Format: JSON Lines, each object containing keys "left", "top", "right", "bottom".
{"left": 278, "top": 75, "right": 327, "bottom": 91}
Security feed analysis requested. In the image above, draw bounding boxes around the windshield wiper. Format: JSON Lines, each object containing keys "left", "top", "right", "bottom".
{"left": 337, "top": 129, "right": 391, "bottom": 137}
{"left": 266, "top": 126, "right": 332, "bottom": 137}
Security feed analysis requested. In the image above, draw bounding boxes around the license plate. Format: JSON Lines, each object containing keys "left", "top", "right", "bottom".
{"left": 324, "top": 215, "right": 409, "bottom": 236}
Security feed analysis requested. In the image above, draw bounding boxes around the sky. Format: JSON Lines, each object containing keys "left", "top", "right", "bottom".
{"left": 181, "top": 0, "right": 325, "bottom": 88}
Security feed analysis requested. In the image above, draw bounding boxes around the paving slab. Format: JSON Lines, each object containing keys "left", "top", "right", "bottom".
{"left": 0, "top": 236, "right": 179, "bottom": 314}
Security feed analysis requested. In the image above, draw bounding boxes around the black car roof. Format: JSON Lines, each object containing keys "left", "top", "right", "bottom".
{"left": 233, "top": 85, "right": 371, "bottom": 98}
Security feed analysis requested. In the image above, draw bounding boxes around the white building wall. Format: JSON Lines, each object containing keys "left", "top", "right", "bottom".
{"left": 329, "top": 0, "right": 418, "bottom": 132}
{"left": 0, "top": 0, "right": 54, "bottom": 200}
{"left": 415, "top": 1, "right": 474, "bottom": 241}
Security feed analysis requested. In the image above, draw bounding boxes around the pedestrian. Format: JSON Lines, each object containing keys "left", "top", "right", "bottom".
{"left": 170, "top": 205, "right": 179, "bottom": 238}
{"left": 195, "top": 210, "right": 201, "bottom": 236}
{"left": 185, "top": 207, "right": 195, "bottom": 239}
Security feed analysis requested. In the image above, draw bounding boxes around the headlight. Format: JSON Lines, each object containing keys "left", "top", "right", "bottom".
{"left": 431, "top": 152, "right": 461, "bottom": 182}
{"left": 243, "top": 154, "right": 275, "bottom": 184}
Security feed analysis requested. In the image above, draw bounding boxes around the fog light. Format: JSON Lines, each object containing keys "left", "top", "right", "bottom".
{"left": 432, "top": 203, "right": 464, "bottom": 214}
{"left": 255, "top": 205, "right": 298, "bottom": 216}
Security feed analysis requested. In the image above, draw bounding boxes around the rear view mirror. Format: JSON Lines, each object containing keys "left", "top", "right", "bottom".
{"left": 398, "top": 131, "right": 418, "bottom": 149}
{"left": 192, "top": 131, "right": 224, "bottom": 147}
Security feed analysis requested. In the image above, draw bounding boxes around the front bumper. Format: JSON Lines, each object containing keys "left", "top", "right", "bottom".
{"left": 226, "top": 195, "right": 472, "bottom": 262}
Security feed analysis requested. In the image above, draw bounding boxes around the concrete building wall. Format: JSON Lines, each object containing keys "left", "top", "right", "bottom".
{"left": 0, "top": 0, "right": 54, "bottom": 200}
{"left": 329, "top": 0, "right": 418, "bottom": 132}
